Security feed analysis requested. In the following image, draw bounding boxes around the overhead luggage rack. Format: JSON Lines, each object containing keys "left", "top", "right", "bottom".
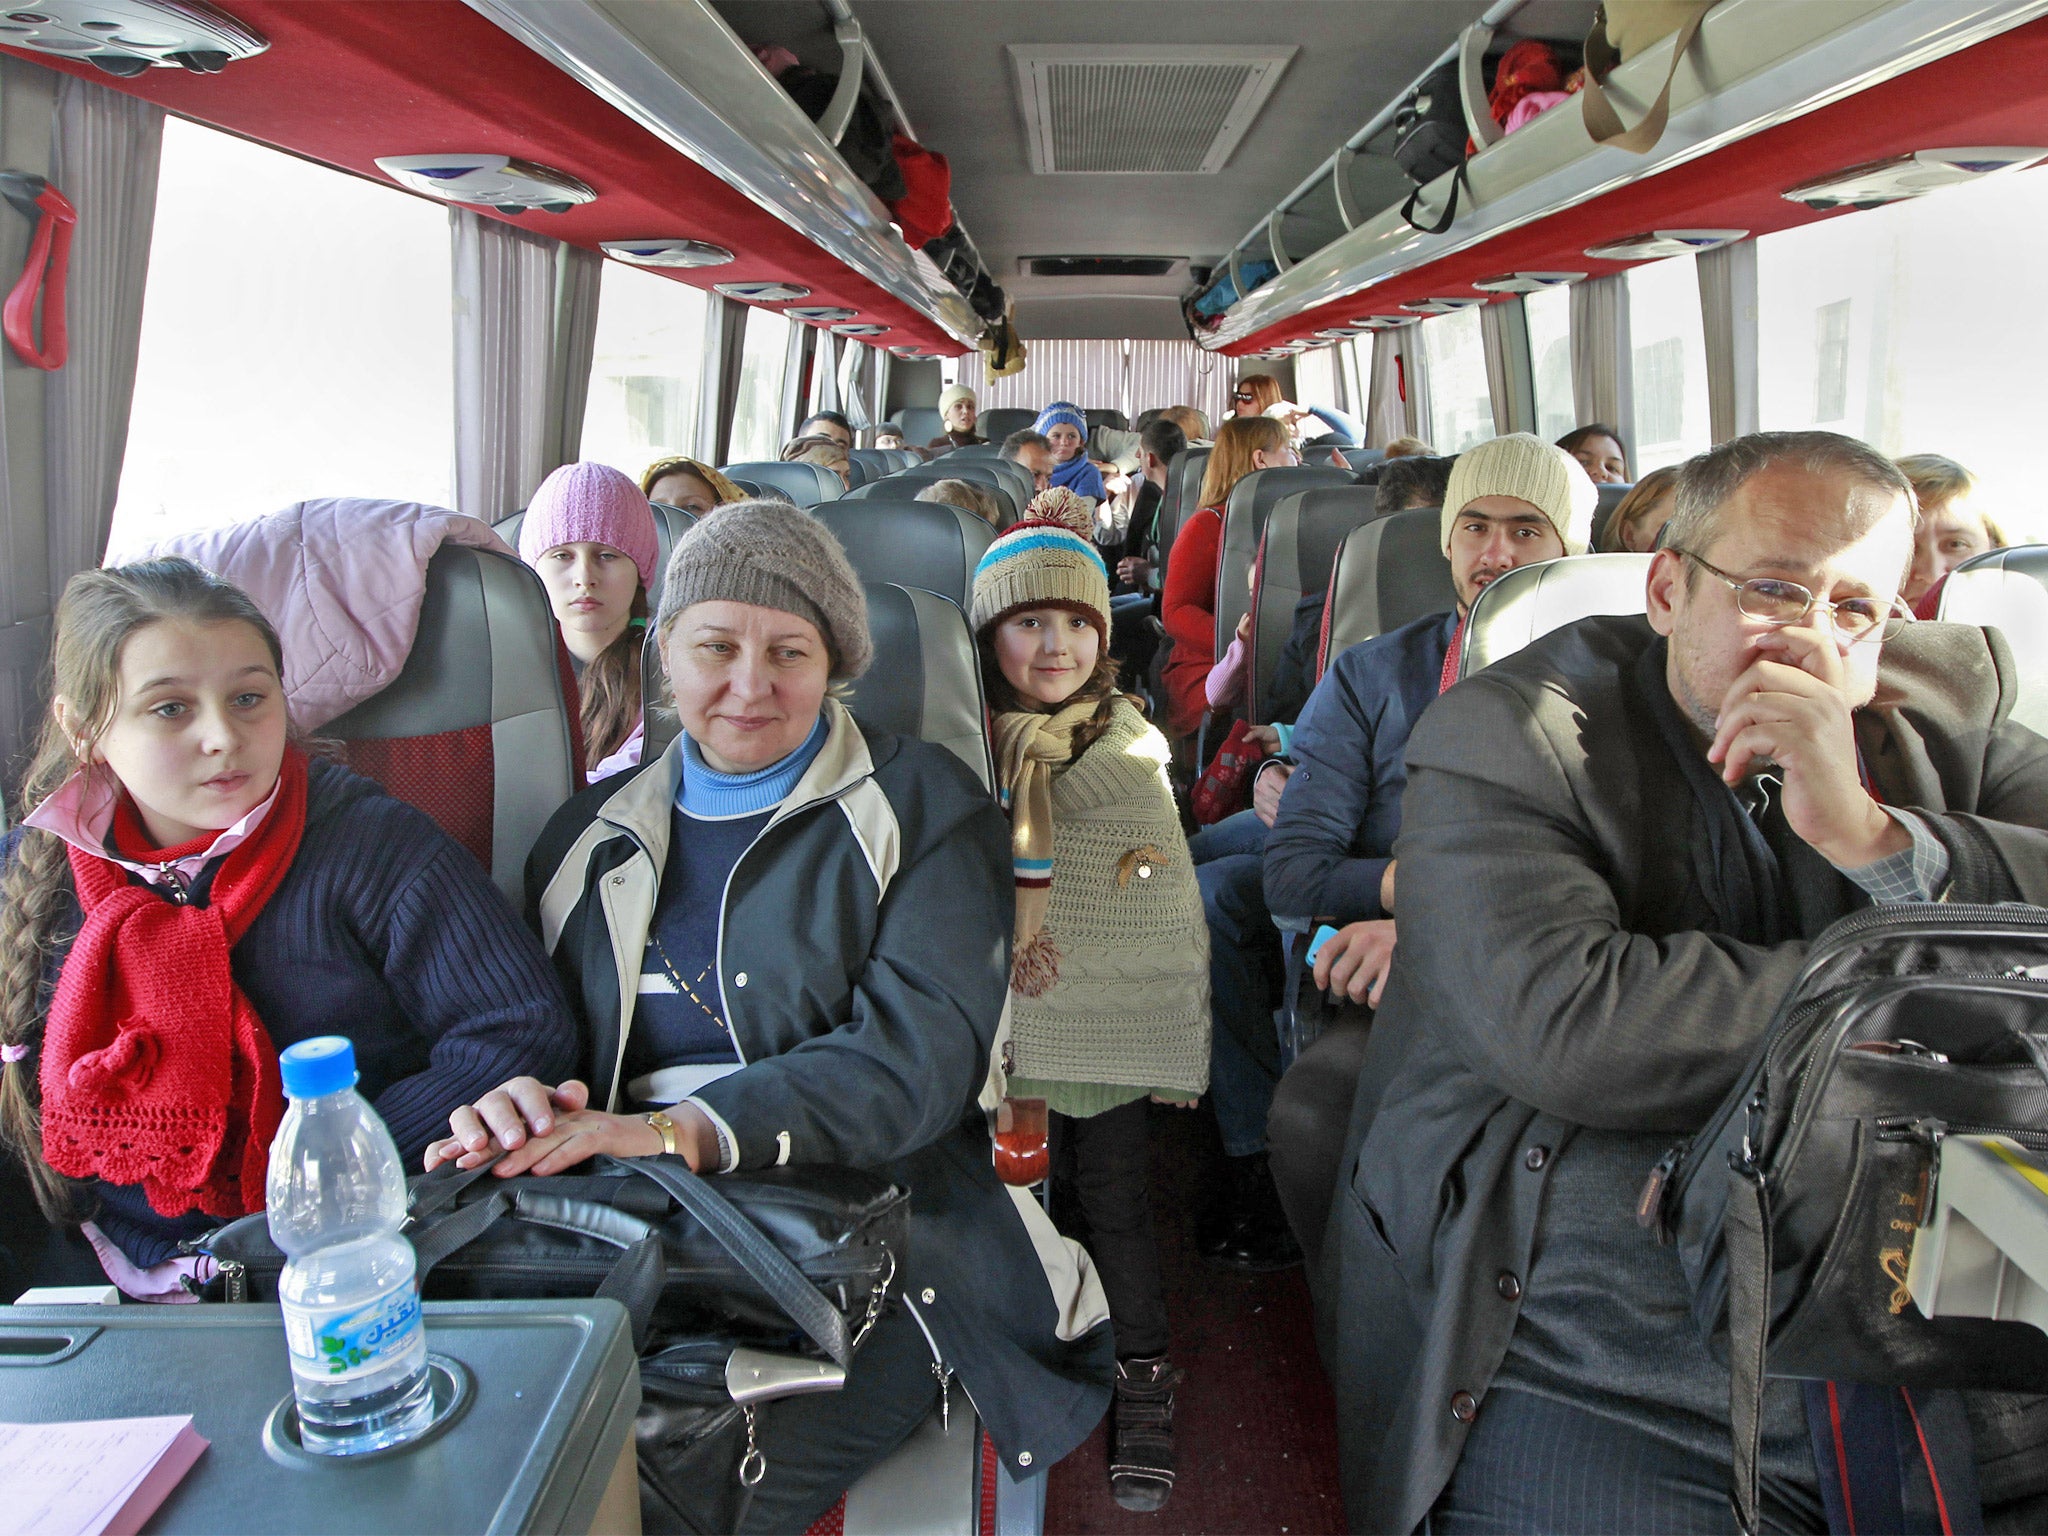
{"left": 1192, "top": 0, "right": 2048, "bottom": 352}
{"left": 464, "top": 0, "right": 983, "bottom": 349}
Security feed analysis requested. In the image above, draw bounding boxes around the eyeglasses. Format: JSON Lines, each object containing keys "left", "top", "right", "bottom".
{"left": 1232, "top": 391, "right": 1255, "bottom": 403}
{"left": 1674, "top": 550, "right": 1911, "bottom": 643}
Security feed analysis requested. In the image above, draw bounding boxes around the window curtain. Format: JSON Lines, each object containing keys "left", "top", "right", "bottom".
{"left": 954, "top": 340, "right": 1231, "bottom": 431}
{"left": 1697, "top": 240, "right": 1759, "bottom": 443}
{"left": 1569, "top": 273, "right": 1635, "bottom": 452}
{"left": 814, "top": 331, "right": 841, "bottom": 414}
{"left": 1127, "top": 341, "right": 1230, "bottom": 433}
{"left": 1479, "top": 297, "right": 1535, "bottom": 436}
{"left": 451, "top": 209, "right": 600, "bottom": 521}
{"left": 1367, "top": 326, "right": 1433, "bottom": 447}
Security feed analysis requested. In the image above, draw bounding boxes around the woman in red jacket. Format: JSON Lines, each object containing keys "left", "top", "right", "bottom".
{"left": 1160, "top": 416, "right": 1297, "bottom": 740}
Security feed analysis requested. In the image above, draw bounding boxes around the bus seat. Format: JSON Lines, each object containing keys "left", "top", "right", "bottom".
{"left": 720, "top": 460, "right": 844, "bottom": 508}
{"left": 1155, "top": 447, "right": 1212, "bottom": 572}
{"left": 640, "top": 581, "right": 993, "bottom": 794}
{"left": 1938, "top": 545, "right": 2048, "bottom": 734}
{"left": 1084, "top": 408, "right": 1129, "bottom": 433}
{"left": 1338, "top": 447, "right": 1386, "bottom": 473}
{"left": 947, "top": 443, "right": 1003, "bottom": 459}
{"left": 1457, "top": 553, "right": 1653, "bottom": 681}
{"left": 492, "top": 503, "right": 695, "bottom": 616}
{"left": 894, "top": 406, "right": 944, "bottom": 445}
{"left": 841, "top": 455, "right": 871, "bottom": 490}
{"left": 802, "top": 1413, "right": 1045, "bottom": 1536}
{"left": 1589, "top": 481, "right": 1635, "bottom": 550}
{"left": 980, "top": 407, "right": 1037, "bottom": 444}
{"left": 324, "top": 543, "right": 579, "bottom": 905}
{"left": 1214, "top": 464, "right": 1356, "bottom": 655}
{"left": 1318, "top": 508, "right": 1455, "bottom": 679}
{"left": 865, "top": 462, "right": 1022, "bottom": 525}
{"left": 848, "top": 583, "right": 994, "bottom": 793}
{"left": 848, "top": 449, "right": 896, "bottom": 484}
{"left": 723, "top": 476, "right": 767, "bottom": 499}
{"left": 1250, "top": 486, "right": 1381, "bottom": 723}
{"left": 883, "top": 449, "right": 920, "bottom": 472}
{"left": 816, "top": 499, "right": 995, "bottom": 610}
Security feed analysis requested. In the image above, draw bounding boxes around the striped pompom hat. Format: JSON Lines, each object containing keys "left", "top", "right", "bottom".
{"left": 968, "top": 487, "right": 1111, "bottom": 640}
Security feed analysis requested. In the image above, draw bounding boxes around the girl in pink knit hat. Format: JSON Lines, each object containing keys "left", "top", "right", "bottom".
{"left": 519, "top": 462, "right": 660, "bottom": 780}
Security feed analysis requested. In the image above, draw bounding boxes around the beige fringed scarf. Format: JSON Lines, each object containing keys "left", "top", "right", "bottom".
{"left": 992, "top": 697, "right": 1101, "bottom": 996}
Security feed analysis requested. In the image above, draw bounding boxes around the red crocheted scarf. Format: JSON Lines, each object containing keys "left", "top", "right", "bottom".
{"left": 39, "top": 748, "right": 309, "bottom": 1218}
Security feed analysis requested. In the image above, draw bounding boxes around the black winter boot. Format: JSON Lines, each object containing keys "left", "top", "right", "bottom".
{"left": 1109, "top": 1355, "right": 1185, "bottom": 1512}
{"left": 1198, "top": 1151, "right": 1301, "bottom": 1271}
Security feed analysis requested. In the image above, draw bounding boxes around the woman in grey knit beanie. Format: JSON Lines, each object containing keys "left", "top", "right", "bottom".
{"left": 438, "top": 493, "right": 1113, "bottom": 1529}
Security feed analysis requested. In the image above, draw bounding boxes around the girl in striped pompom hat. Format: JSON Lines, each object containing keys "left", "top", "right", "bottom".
{"left": 970, "top": 484, "right": 1209, "bottom": 1512}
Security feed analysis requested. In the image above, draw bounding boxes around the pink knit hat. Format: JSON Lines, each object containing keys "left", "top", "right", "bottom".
{"left": 518, "top": 462, "right": 661, "bottom": 587}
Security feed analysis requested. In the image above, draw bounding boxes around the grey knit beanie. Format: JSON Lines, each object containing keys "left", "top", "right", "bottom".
{"left": 655, "top": 499, "right": 872, "bottom": 679}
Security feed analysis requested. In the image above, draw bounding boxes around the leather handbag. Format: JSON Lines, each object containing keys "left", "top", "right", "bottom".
{"left": 1645, "top": 904, "right": 2048, "bottom": 1533}
{"left": 201, "top": 1154, "right": 910, "bottom": 1533}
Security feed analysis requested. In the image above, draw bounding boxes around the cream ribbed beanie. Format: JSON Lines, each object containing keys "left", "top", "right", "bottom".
{"left": 1440, "top": 434, "right": 1597, "bottom": 554}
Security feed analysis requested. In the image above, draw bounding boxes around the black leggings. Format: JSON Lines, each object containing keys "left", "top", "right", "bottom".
{"left": 1050, "top": 1098, "right": 1169, "bottom": 1360}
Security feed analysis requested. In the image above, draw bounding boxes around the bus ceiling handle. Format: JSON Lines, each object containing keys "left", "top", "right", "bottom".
{"left": 0, "top": 172, "right": 76, "bottom": 372}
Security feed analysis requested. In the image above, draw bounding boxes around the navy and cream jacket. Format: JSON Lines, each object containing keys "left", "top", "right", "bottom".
{"left": 525, "top": 698, "right": 1115, "bottom": 1475}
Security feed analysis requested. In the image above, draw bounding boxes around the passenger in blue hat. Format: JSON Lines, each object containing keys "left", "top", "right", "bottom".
{"left": 1032, "top": 403, "right": 1108, "bottom": 503}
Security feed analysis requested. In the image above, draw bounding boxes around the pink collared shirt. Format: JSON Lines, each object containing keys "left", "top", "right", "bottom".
{"left": 24, "top": 765, "right": 281, "bottom": 890}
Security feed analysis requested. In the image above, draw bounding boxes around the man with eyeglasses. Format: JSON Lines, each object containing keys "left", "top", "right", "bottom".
{"left": 1326, "top": 431, "right": 2048, "bottom": 1534}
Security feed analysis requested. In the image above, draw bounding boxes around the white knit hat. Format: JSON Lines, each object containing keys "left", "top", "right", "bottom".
{"left": 1441, "top": 434, "right": 1597, "bottom": 554}
{"left": 939, "top": 384, "right": 976, "bottom": 414}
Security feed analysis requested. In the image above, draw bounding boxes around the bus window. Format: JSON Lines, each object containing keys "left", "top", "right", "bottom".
{"left": 1419, "top": 306, "right": 1493, "bottom": 453}
{"left": 728, "top": 307, "right": 792, "bottom": 462}
{"left": 579, "top": 261, "right": 709, "bottom": 475}
{"left": 1293, "top": 345, "right": 1342, "bottom": 415}
{"left": 1526, "top": 285, "right": 1576, "bottom": 444}
{"left": 109, "top": 117, "right": 454, "bottom": 557}
{"left": 1758, "top": 166, "right": 2048, "bottom": 540}
{"left": 1626, "top": 254, "right": 1712, "bottom": 474}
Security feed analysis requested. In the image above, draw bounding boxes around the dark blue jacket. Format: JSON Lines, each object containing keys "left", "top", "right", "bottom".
{"left": 1263, "top": 610, "right": 1456, "bottom": 923}
{"left": 4, "top": 757, "right": 578, "bottom": 1267}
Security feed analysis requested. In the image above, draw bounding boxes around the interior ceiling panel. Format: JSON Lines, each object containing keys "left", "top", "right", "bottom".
{"left": 715, "top": 1, "right": 1497, "bottom": 330}
{"left": 1010, "top": 45, "right": 1294, "bottom": 175}
{"left": 0, "top": 1, "right": 967, "bottom": 350}
{"left": 1227, "top": 13, "right": 2048, "bottom": 355}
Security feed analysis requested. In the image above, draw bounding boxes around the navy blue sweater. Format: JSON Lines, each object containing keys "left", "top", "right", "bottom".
{"left": 1263, "top": 610, "right": 1456, "bottom": 923}
{"left": 4, "top": 758, "right": 578, "bottom": 1267}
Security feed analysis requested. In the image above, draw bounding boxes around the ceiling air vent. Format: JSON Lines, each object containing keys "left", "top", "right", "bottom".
{"left": 1584, "top": 229, "right": 1746, "bottom": 261}
{"left": 379, "top": 155, "right": 594, "bottom": 214}
{"left": 1782, "top": 148, "right": 2048, "bottom": 210}
{"left": 1021, "top": 255, "right": 1184, "bottom": 278}
{"left": 603, "top": 239, "right": 732, "bottom": 269}
{"left": 1009, "top": 45, "right": 1294, "bottom": 175}
{"left": 0, "top": 0, "right": 266, "bottom": 75}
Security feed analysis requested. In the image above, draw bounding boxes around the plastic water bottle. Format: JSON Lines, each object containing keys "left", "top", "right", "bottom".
{"left": 267, "top": 1036, "right": 434, "bottom": 1456}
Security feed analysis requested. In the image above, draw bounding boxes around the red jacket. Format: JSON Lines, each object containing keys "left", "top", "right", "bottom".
{"left": 1161, "top": 506, "right": 1223, "bottom": 739}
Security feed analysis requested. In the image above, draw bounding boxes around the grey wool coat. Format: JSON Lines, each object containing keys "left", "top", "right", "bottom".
{"left": 1329, "top": 615, "right": 2048, "bottom": 1533}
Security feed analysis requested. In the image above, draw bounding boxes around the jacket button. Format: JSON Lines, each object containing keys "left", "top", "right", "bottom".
{"left": 921, "top": 1287, "right": 936, "bottom": 1304}
{"left": 610, "top": 874, "right": 625, "bottom": 887}
{"left": 1523, "top": 1145, "right": 1550, "bottom": 1171}
{"left": 1450, "top": 1390, "right": 1478, "bottom": 1423}
{"left": 1017, "top": 1451, "right": 1033, "bottom": 1467}
{"left": 734, "top": 972, "right": 748, "bottom": 988}
{"left": 1496, "top": 1271, "right": 1522, "bottom": 1301}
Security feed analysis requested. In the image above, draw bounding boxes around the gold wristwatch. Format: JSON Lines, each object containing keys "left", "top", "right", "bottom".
{"left": 644, "top": 1109, "right": 678, "bottom": 1156}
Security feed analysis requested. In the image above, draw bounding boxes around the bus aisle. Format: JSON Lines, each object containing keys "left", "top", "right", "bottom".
{"left": 1047, "top": 1104, "right": 1344, "bottom": 1535}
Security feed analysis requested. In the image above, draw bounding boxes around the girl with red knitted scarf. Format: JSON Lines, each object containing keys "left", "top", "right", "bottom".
{"left": 0, "top": 559, "right": 574, "bottom": 1299}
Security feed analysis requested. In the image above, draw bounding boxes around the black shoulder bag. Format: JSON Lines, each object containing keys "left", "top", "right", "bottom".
{"left": 201, "top": 1154, "right": 910, "bottom": 1532}
{"left": 1645, "top": 904, "right": 2048, "bottom": 1533}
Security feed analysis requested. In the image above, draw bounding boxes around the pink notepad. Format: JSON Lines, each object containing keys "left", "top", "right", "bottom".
{"left": 0, "top": 1415, "right": 209, "bottom": 1536}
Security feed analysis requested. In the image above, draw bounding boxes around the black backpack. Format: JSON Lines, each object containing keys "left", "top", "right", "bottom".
{"left": 1391, "top": 62, "right": 1471, "bottom": 234}
{"left": 1646, "top": 904, "right": 2048, "bottom": 1533}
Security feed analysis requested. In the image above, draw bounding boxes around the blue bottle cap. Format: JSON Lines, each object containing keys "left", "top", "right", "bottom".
{"left": 278, "top": 1036, "right": 358, "bottom": 1099}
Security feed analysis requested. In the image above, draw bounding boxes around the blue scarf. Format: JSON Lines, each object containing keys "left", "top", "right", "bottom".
{"left": 1033, "top": 404, "right": 1104, "bottom": 501}
{"left": 678, "top": 715, "right": 828, "bottom": 819}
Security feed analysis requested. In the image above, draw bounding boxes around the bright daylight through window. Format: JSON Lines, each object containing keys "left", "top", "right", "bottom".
{"left": 1420, "top": 307, "right": 1493, "bottom": 453}
{"left": 111, "top": 117, "right": 454, "bottom": 557}
{"left": 580, "top": 261, "right": 708, "bottom": 478}
{"left": 728, "top": 309, "right": 792, "bottom": 463}
{"left": 1525, "top": 285, "right": 1575, "bottom": 444}
{"left": 1625, "top": 254, "right": 1711, "bottom": 475}
{"left": 1757, "top": 165, "right": 2048, "bottom": 540}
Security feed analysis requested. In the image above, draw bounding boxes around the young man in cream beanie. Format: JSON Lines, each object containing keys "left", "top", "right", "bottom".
{"left": 1230, "top": 433, "right": 1595, "bottom": 1279}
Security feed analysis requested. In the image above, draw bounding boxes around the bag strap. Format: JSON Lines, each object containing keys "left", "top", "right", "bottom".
{"left": 1724, "top": 1159, "right": 1773, "bottom": 1536}
{"left": 619, "top": 1155, "right": 855, "bottom": 1368}
{"left": 1580, "top": 0, "right": 1716, "bottom": 154}
{"left": 1401, "top": 160, "right": 1471, "bottom": 236}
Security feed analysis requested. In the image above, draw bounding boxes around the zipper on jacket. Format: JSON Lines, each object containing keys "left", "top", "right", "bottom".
{"left": 1636, "top": 1139, "right": 1691, "bottom": 1234}
{"left": 901, "top": 1292, "right": 955, "bottom": 1433}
